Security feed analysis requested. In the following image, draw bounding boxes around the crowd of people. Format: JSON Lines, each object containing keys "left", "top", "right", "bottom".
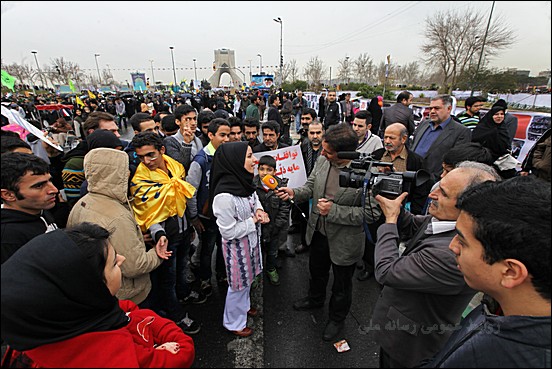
{"left": 1, "top": 87, "right": 550, "bottom": 368}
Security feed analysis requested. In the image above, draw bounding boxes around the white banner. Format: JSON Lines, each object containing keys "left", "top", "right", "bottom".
{"left": 1, "top": 105, "right": 63, "bottom": 151}
{"left": 254, "top": 145, "right": 307, "bottom": 189}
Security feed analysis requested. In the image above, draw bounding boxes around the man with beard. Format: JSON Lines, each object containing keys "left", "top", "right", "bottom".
{"left": 293, "top": 121, "right": 325, "bottom": 255}
{"left": 253, "top": 120, "right": 289, "bottom": 153}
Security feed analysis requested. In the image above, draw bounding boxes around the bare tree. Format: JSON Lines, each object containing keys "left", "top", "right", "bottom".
{"left": 3, "top": 62, "right": 33, "bottom": 86}
{"left": 283, "top": 59, "right": 299, "bottom": 83}
{"left": 421, "top": 7, "right": 515, "bottom": 93}
{"left": 47, "top": 57, "right": 86, "bottom": 88}
{"left": 337, "top": 56, "right": 353, "bottom": 84}
{"left": 375, "top": 61, "right": 388, "bottom": 86}
{"left": 353, "top": 53, "right": 375, "bottom": 84}
{"left": 303, "top": 56, "right": 326, "bottom": 91}
{"left": 395, "top": 61, "right": 421, "bottom": 86}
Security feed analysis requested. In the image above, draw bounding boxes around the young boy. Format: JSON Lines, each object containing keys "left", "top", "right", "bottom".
{"left": 253, "top": 155, "right": 291, "bottom": 285}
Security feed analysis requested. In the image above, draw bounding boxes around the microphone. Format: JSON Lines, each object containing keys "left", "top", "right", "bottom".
{"left": 261, "top": 174, "right": 309, "bottom": 222}
{"left": 336, "top": 151, "right": 360, "bottom": 160}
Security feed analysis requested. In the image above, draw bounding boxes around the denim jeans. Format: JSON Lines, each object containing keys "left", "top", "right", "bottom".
{"left": 295, "top": 112, "right": 302, "bottom": 133}
{"left": 148, "top": 233, "right": 188, "bottom": 320}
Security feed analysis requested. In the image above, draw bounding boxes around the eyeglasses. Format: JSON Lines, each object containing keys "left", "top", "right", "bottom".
{"left": 137, "top": 152, "right": 158, "bottom": 162}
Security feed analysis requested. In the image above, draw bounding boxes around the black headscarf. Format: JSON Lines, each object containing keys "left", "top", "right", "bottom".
{"left": 1, "top": 229, "right": 129, "bottom": 351}
{"left": 368, "top": 97, "right": 383, "bottom": 135}
{"left": 472, "top": 106, "right": 510, "bottom": 159}
{"left": 210, "top": 141, "right": 256, "bottom": 201}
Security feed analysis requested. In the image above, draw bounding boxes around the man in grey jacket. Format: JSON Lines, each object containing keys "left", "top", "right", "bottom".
{"left": 372, "top": 163, "right": 501, "bottom": 367}
{"left": 276, "top": 123, "right": 381, "bottom": 342}
{"left": 411, "top": 95, "right": 471, "bottom": 182}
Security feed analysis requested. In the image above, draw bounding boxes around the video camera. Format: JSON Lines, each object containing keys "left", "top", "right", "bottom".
{"left": 337, "top": 152, "right": 430, "bottom": 199}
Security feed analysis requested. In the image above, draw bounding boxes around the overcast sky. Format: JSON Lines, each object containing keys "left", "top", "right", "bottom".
{"left": 1, "top": 1, "right": 551, "bottom": 85}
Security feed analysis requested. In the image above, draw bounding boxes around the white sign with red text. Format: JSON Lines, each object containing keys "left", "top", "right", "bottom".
{"left": 254, "top": 145, "right": 307, "bottom": 189}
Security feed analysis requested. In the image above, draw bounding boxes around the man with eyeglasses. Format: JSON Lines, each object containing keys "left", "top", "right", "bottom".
{"left": 163, "top": 104, "right": 204, "bottom": 172}
{"left": 456, "top": 96, "right": 485, "bottom": 131}
{"left": 129, "top": 132, "right": 202, "bottom": 335}
{"left": 323, "top": 90, "right": 342, "bottom": 129}
{"left": 411, "top": 95, "right": 471, "bottom": 182}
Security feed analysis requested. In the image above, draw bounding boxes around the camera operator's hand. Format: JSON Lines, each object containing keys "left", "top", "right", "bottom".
{"left": 317, "top": 198, "right": 333, "bottom": 216}
{"left": 375, "top": 192, "right": 409, "bottom": 224}
{"left": 275, "top": 187, "right": 294, "bottom": 201}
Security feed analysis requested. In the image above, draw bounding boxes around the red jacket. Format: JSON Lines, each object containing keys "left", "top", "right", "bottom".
{"left": 9, "top": 301, "right": 194, "bottom": 368}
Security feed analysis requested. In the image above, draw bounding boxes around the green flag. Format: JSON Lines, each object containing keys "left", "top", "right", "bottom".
{"left": 68, "top": 78, "right": 76, "bottom": 93}
{"left": 1, "top": 70, "right": 16, "bottom": 91}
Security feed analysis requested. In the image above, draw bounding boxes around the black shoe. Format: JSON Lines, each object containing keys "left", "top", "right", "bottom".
{"left": 176, "top": 313, "right": 201, "bottom": 335}
{"left": 285, "top": 249, "right": 296, "bottom": 258}
{"left": 322, "top": 320, "right": 344, "bottom": 341}
{"left": 179, "top": 290, "right": 207, "bottom": 305}
{"left": 295, "top": 244, "right": 309, "bottom": 254}
{"left": 293, "top": 296, "right": 323, "bottom": 311}
{"left": 288, "top": 225, "right": 300, "bottom": 234}
{"left": 357, "top": 270, "right": 374, "bottom": 281}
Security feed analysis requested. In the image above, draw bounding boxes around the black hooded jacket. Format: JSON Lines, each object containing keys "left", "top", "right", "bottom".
{"left": 0, "top": 208, "right": 57, "bottom": 264}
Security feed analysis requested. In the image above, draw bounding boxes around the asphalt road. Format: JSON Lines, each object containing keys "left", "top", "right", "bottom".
{"left": 186, "top": 232, "right": 381, "bottom": 368}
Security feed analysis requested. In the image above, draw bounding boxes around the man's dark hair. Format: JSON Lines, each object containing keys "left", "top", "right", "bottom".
{"left": 442, "top": 143, "right": 495, "bottom": 167}
{"left": 456, "top": 176, "right": 551, "bottom": 301}
{"left": 174, "top": 104, "right": 197, "bottom": 120}
{"left": 131, "top": 131, "right": 164, "bottom": 151}
{"left": 301, "top": 108, "right": 317, "bottom": 121}
{"left": 64, "top": 222, "right": 112, "bottom": 282}
{"left": 354, "top": 110, "right": 373, "bottom": 124}
{"left": 0, "top": 130, "right": 20, "bottom": 138}
{"left": 258, "top": 155, "right": 277, "bottom": 169}
{"left": 250, "top": 95, "right": 259, "bottom": 104}
{"left": 129, "top": 112, "right": 153, "bottom": 132}
{"left": 1, "top": 152, "right": 50, "bottom": 199}
{"left": 198, "top": 109, "right": 216, "bottom": 125}
{"left": 396, "top": 91, "right": 412, "bottom": 103}
{"left": 1, "top": 136, "right": 32, "bottom": 154}
{"left": 323, "top": 122, "right": 357, "bottom": 152}
{"left": 228, "top": 116, "right": 243, "bottom": 129}
{"left": 161, "top": 114, "right": 178, "bottom": 133}
{"left": 269, "top": 94, "right": 279, "bottom": 105}
{"left": 464, "top": 96, "right": 484, "bottom": 109}
{"left": 207, "top": 118, "right": 231, "bottom": 135}
{"left": 262, "top": 120, "right": 280, "bottom": 135}
{"left": 83, "top": 111, "right": 115, "bottom": 137}
{"left": 243, "top": 117, "right": 260, "bottom": 130}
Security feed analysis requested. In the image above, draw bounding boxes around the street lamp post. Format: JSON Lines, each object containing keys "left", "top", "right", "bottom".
{"left": 94, "top": 53, "right": 101, "bottom": 86}
{"left": 169, "top": 46, "right": 177, "bottom": 90}
{"left": 273, "top": 17, "right": 283, "bottom": 87}
{"left": 345, "top": 56, "right": 350, "bottom": 85}
{"left": 193, "top": 58, "right": 198, "bottom": 82}
{"left": 471, "top": 1, "right": 495, "bottom": 97}
{"left": 31, "top": 51, "right": 44, "bottom": 90}
{"left": 257, "top": 54, "right": 262, "bottom": 74}
{"left": 149, "top": 60, "right": 156, "bottom": 90}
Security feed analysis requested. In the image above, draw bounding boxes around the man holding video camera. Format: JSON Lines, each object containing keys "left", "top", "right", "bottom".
{"left": 372, "top": 163, "right": 501, "bottom": 368}
{"left": 275, "top": 123, "right": 381, "bottom": 342}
